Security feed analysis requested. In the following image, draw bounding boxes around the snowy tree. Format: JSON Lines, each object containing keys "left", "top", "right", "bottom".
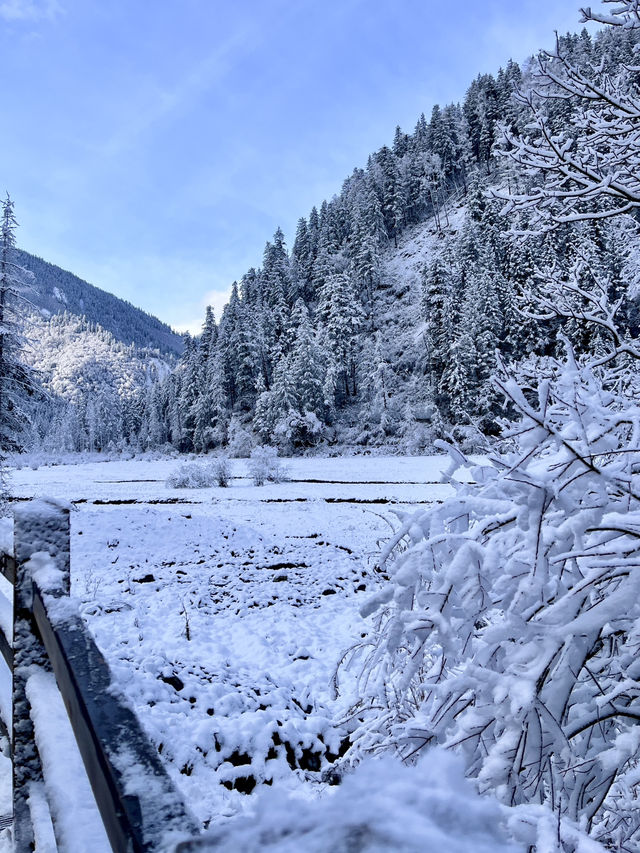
{"left": 344, "top": 5, "right": 640, "bottom": 848}
{"left": 439, "top": 332, "right": 476, "bottom": 420}
{"left": 496, "top": 5, "right": 640, "bottom": 227}
{"left": 175, "top": 334, "right": 200, "bottom": 450}
{"left": 200, "top": 305, "right": 218, "bottom": 361}
{"left": 0, "top": 195, "right": 39, "bottom": 456}
{"left": 420, "top": 252, "right": 456, "bottom": 387}
{"left": 232, "top": 302, "right": 259, "bottom": 411}
{"left": 361, "top": 331, "right": 398, "bottom": 437}
{"left": 317, "top": 270, "right": 363, "bottom": 401}
{"left": 253, "top": 357, "right": 297, "bottom": 447}
{"left": 349, "top": 208, "right": 381, "bottom": 320}
{"left": 193, "top": 342, "right": 228, "bottom": 451}
{"left": 262, "top": 227, "right": 291, "bottom": 311}
{"left": 289, "top": 300, "right": 326, "bottom": 422}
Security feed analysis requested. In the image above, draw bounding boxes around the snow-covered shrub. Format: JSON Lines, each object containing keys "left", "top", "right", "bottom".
{"left": 211, "top": 455, "right": 232, "bottom": 487}
{"left": 274, "top": 410, "right": 324, "bottom": 451}
{"left": 166, "top": 461, "right": 217, "bottom": 489}
{"left": 341, "top": 10, "right": 639, "bottom": 843}
{"left": 343, "top": 339, "right": 640, "bottom": 849}
{"left": 248, "top": 446, "right": 288, "bottom": 486}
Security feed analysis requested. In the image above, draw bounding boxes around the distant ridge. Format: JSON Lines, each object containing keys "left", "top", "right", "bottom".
{"left": 17, "top": 249, "right": 184, "bottom": 357}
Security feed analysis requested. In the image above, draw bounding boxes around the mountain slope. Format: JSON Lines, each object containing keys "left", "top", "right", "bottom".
{"left": 141, "top": 21, "right": 640, "bottom": 457}
{"left": 18, "top": 250, "right": 184, "bottom": 357}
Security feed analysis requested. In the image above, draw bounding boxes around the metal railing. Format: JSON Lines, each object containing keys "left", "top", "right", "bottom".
{"left": 0, "top": 500, "right": 205, "bottom": 852}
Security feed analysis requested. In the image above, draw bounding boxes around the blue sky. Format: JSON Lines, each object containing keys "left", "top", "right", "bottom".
{"left": 1, "top": 0, "right": 594, "bottom": 333}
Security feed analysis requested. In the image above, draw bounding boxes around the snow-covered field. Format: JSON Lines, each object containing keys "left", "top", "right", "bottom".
{"left": 1, "top": 455, "right": 459, "bottom": 844}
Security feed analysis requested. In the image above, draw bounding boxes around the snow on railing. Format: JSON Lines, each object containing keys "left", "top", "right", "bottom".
{"left": 1, "top": 499, "right": 201, "bottom": 852}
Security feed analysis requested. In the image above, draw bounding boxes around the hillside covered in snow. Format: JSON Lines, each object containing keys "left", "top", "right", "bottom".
{"left": 93, "top": 21, "right": 639, "bottom": 458}
{"left": 13, "top": 252, "right": 182, "bottom": 454}
{"left": 18, "top": 250, "right": 183, "bottom": 356}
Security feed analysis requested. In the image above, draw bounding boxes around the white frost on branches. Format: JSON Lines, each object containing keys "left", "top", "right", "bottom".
{"left": 580, "top": 2, "right": 640, "bottom": 29}
{"left": 495, "top": 3, "right": 640, "bottom": 227}
{"left": 344, "top": 4, "right": 640, "bottom": 849}
{"left": 344, "top": 335, "right": 640, "bottom": 849}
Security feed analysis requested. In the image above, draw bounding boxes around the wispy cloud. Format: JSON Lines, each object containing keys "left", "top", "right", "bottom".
{"left": 98, "top": 7, "right": 278, "bottom": 162}
{"left": 0, "top": 0, "right": 61, "bottom": 21}
{"left": 98, "top": 44, "right": 242, "bottom": 161}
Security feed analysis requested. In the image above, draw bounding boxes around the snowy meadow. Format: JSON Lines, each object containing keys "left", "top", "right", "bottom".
{"left": 2, "top": 455, "right": 457, "bottom": 840}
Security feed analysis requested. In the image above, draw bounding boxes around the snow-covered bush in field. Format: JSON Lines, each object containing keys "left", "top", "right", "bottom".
{"left": 344, "top": 339, "right": 640, "bottom": 850}
{"left": 202, "top": 750, "right": 521, "bottom": 853}
{"left": 248, "top": 446, "right": 288, "bottom": 486}
{"left": 211, "top": 455, "right": 232, "bottom": 487}
{"left": 166, "top": 461, "right": 217, "bottom": 489}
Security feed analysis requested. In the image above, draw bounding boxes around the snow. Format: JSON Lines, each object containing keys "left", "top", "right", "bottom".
{"left": 9, "top": 454, "right": 462, "bottom": 506}
{"left": 0, "top": 663, "right": 10, "bottom": 852}
{"left": 0, "top": 591, "right": 11, "bottom": 646}
{"left": 26, "top": 668, "right": 111, "bottom": 853}
{"left": 27, "top": 783, "right": 57, "bottom": 853}
{"left": 2, "top": 454, "right": 473, "bottom": 846}
{"left": 27, "top": 551, "right": 65, "bottom": 593}
{"left": 193, "top": 750, "right": 521, "bottom": 852}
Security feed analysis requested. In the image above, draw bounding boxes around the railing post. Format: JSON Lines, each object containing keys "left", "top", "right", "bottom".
{"left": 14, "top": 499, "right": 70, "bottom": 594}
{"left": 12, "top": 499, "right": 70, "bottom": 852}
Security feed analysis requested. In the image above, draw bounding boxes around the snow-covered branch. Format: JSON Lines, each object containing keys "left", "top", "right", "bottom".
{"left": 581, "top": 1, "right": 640, "bottom": 28}
{"left": 494, "top": 28, "right": 640, "bottom": 228}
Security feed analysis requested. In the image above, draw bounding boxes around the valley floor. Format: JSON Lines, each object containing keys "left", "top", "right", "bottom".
{"left": 1, "top": 455, "right": 455, "bottom": 844}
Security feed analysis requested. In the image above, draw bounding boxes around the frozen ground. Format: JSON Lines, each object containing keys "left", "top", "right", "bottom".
{"left": 0, "top": 454, "right": 461, "bottom": 842}
{"left": 9, "top": 454, "right": 459, "bottom": 505}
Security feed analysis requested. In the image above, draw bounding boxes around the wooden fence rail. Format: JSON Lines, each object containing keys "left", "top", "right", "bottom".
{"left": 0, "top": 499, "right": 203, "bottom": 852}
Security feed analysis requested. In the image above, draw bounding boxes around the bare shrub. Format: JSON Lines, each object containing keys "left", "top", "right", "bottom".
{"left": 166, "top": 461, "right": 216, "bottom": 489}
{"left": 248, "top": 446, "right": 288, "bottom": 486}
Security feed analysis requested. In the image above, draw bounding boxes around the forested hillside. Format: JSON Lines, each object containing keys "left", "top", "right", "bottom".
{"left": 17, "top": 254, "right": 180, "bottom": 454}
{"left": 19, "top": 250, "right": 183, "bottom": 356}
{"left": 25, "top": 313, "right": 171, "bottom": 454}
{"left": 129, "top": 22, "right": 639, "bottom": 456}
{"left": 24, "top": 22, "right": 640, "bottom": 456}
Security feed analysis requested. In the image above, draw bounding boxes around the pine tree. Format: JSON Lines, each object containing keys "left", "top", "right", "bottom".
{"left": 289, "top": 300, "right": 325, "bottom": 421}
{"left": 200, "top": 305, "right": 218, "bottom": 361}
{"left": 193, "top": 341, "right": 228, "bottom": 450}
{"left": 217, "top": 283, "right": 241, "bottom": 408}
{"left": 232, "top": 303, "right": 259, "bottom": 411}
{"left": 253, "top": 356, "right": 297, "bottom": 446}
{"left": 292, "top": 216, "right": 314, "bottom": 303}
{"left": 362, "top": 331, "right": 397, "bottom": 433}
{"left": 175, "top": 334, "right": 199, "bottom": 451}
{"left": 0, "top": 195, "right": 39, "bottom": 457}
{"left": 421, "top": 253, "right": 456, "bottom": 386}
{"left": 317, "top": 270, "right": 363, "bottom": 400}
{"left": 439, "top": 332, "right": 476, "bottom": 420}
